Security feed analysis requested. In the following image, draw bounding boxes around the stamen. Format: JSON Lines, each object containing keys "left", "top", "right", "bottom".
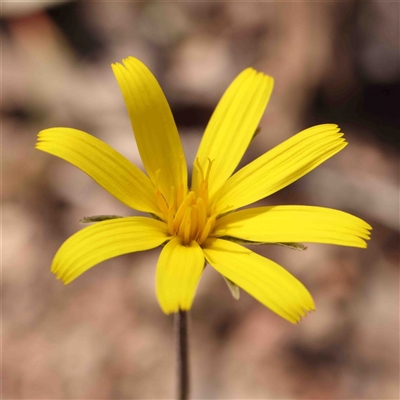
{"left": 190, "top": 206, "right": 199, "bottom": 240}
{"left": 194, "top": 158, "right": 205, "bottom": 182}
{"left": 156, "top": 190, "right": 169, "bottom": 218}
{"left": 174, "top": 191, "right": 195, "bottom": 232}
{"left": 183, "top": 218, "right": 192, "bottom": 245}
{"left": 178, "top": 207, "right": 192, "bottom": 245}
{"left": 167, "top": 204, "right": 175, "bottom": 235}
{"left": 154, "top": 169, "right": 162, "bottom": 191}
{"left": 195, "top": 198, "right": 207, "bottom": 236}
{"left": 169, "top": 186, "right": 176, "bottom": 206}
{"left": 177, "top": 184, "right": 185, "bottom": 209}
{"left": 198, "top": 215, "right": 217, "bottom": 245}
{"left": 205, "top": 158, "right": 214, "bottom": 182}
{"left": 157, "top": 159, "right": 218, "bottom": 245}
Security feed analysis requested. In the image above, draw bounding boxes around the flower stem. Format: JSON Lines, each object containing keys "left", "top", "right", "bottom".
{"left": 175, "top": 310, "right": 189, "bottom": 400}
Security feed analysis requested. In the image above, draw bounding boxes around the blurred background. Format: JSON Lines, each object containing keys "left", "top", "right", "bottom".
{"left": 2, "top": 1, "right": 399, "bottom": 399}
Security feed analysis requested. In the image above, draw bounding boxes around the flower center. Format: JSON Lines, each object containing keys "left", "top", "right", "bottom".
{"left": 156, "top": 159, "right": 217, "bottom": 246}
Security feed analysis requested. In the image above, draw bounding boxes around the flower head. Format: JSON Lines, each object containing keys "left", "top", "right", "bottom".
{"left": 36, "top": 57, "right": 371, "bottom": 323}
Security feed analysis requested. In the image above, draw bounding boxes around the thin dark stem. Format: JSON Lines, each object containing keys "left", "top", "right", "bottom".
{"left": 175, "top": 310, "right": 189, "bottom": 400}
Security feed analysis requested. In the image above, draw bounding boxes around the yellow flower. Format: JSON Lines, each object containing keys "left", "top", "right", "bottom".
{"left": 36, "top": 57, "right": 371, "bottom": 323}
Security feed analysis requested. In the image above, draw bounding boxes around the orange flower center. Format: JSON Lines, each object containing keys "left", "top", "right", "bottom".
{"left": 156, "top": 159, "right": 217, "bottom": 246}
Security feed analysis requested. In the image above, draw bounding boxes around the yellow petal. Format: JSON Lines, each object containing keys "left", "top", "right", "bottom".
{"left": 36, "top": 128, "right": 160, "bottom": 214}
{"left": 214, "top": 124, "right": 347, "bottom": 213}
{"left": 52, "top": 217, "right": 169, "bottom": 284}
{"left": 156, "top": 237, "right": 204, "bottom": 314}
{"left": 203, "top": 239, "right": 315, "bottom": 324}
{"left": 213, "top": 206, "right": 372, "bottom": 248}
{"left": 192, "top": 68, "right": 274, "bottom": 198}
{"left": 112, "top": 57, "right": 187, "bottom": 202}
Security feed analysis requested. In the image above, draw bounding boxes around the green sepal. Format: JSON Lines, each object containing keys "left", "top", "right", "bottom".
{"left": 149, "top": 213, "right": 163, "bottom": 221}
{"left": 80, "top": 215, "right": 123, "bottom": 223}
{"left": 223, "top": 276, "right": 240, "bottom": 300}
{"left": 220, "top": 236, "right": 307, "bottom": 251}
{"left": 274, "top": 242, "right": 308, "bottom": 251}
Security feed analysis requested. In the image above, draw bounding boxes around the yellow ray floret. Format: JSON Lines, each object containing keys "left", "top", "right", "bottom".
{"left": 36, "top": 128, "right": 160, "bottom": 215}
{"left": 112, "top": 57, "right": 187, "bottom": 203}
{"left": 51, "top": 217, "right": 169, "bottom": 284}
{"left": 156, "top": 237, "right": 205, "bottom": 314}
{"left": 213, "top": 206, "right": 372, "bottom": 248}
{"left": 214, "top": 124, "right": 346, "bottom": 213}
{"left": 193, "top": 68, "right": 274, "bottom": 198}
{"left": 203, "top": 239, "right": 315, "bottom": 324}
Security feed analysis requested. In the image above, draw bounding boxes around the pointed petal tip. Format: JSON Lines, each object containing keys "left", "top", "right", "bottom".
{"left": 111, "top": 62, "right": 125, "bottom": 77}
{"left": 122, "top": 56, "right": 133, "bottom": 64}
{"left": 247, "top": 67, "right": 274, "bottom": 82}
{"left": 121, "top": 56, "right": 144, "bottom": 69}
{"left": 293, "top": 306, "right": 316, "bottom": 324}
{"left": 365, "top": 222, "right": 373, "bottom": 231}
{"left": 256, "top": 70, "right": 274, "bottom": 86}
{"left": 38, "top": 128, "right": 51, "bottom": 135}
{"left": 264, "top": 72, "right": 274, "bottom": 82}
{"left": 242, "top": 66, "right": 257, "bottom": 75}
{"left": 63, "top": 274, "right": 76, "bottom": 285}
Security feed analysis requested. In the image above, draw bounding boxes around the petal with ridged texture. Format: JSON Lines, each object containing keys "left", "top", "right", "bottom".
{"left": 36, "top": 128, "right": 160, "bottom": 214}
{"left": 52, "top": 217, "right": 169, "bottom": 284}
{"left": 112, "top": 57, "right": 187, "bottom": 203}
{"left": 203, "top": 239, "right": 315, "bottom": 324}
{"left": 156, "top": 238, "right": 204, "bottom": 314}
{"left": 192, "top": 68, "right": 274, "bottom": 198}
{"left": 214, "top": 124, "right": 347, "bottom": 213}
{"left": 213, "top": 206, "right": 371, "bottom": 248}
